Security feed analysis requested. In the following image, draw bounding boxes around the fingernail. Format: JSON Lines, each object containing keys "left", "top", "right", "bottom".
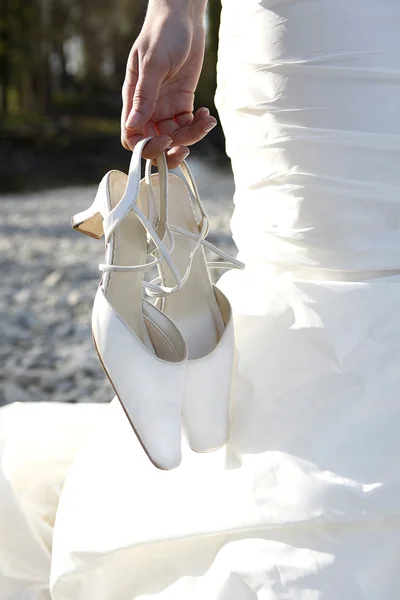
{"left": 126, "top": 111, "right": 140, "bottom": 128}
{"left": 182, "top": 150, "right": 190, "bottom": 159}
{"left": 199, "top": 107, "right": 210, "bottom": 115}
{"left": 162, "top": 137, "right": 173, "bottom": 147}
{"left": 204, "top": 120, "right": 217, "bottom": 133}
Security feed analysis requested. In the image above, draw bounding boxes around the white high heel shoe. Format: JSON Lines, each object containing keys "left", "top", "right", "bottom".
{"left": 144, "top": 159, "right": 244, "bottom": 453}
{"left": 71, "top": 139, "right": 187, "bottom": 470}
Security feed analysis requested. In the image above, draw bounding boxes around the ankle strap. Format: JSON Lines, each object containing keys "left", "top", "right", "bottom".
{"left": 99, "top": 138, "right": 183, "bottom": 296}
{"left": 143, "top": 158, "right": 211, "bottom": 297}
{"left": 143, "top": 157, "right": 244, "bottom": 297}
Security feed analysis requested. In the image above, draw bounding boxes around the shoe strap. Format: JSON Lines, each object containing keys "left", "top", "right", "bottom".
{"left": 170, "top": 225, "right": 245, "bottom": 270}
{"left": 99, "top": 138, "right": 183, "bottom": 295}
{"left": 176, "top": 159, "right": 244, "bottom": 269}
{"left": 143, "top": 158, "right": 244, "bottom": 297}
{"left": 102, "top": 138, "right": 150, "bottom": 244}
{"left": 99, "top": 225, "right": 175, "bottom": 273}
{"left": 144, "top": 158, "right": 211, "bottom": 241}
{"left": 144, "top": 158, "right": 211, "bottom": 297}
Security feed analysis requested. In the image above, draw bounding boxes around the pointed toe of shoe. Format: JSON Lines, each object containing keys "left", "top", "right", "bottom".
{"left": 93, "top": 289, "right": 187, "bottom": 470}
{"left": 136, "top": 411, "right": 183, "bottom": 470}
{"left": 182, "top": 308, "right": 235, "bottom": 453}
{"left": 182, "top": 366, "right": 231, "bottom": 452}
{"left": 149, "top": 444, "right": 182, "bottom": 470}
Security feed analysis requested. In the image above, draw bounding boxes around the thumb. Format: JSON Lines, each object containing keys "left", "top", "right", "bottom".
{"left": 126, "top": 60, "right": 162, "bottom": 130}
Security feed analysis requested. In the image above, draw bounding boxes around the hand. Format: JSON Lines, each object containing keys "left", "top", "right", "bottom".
{"left": 121, "top": 3, "right": 216, "bottom": 168}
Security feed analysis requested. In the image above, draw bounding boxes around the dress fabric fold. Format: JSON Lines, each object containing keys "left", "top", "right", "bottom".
{"left": 3, "top": 1, "right": 400, "bottom": 598}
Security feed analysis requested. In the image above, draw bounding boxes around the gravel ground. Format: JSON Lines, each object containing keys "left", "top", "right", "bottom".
{"left": 0, "top": 159, "right": 236, "bottom": 406}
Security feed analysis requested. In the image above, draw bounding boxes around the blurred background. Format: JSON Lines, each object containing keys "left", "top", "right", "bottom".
{"left": 0, "top": 0, "right": 236, "bottom": 406}
{"left": 1, "top": 0, "right": 227, "bottom": 191}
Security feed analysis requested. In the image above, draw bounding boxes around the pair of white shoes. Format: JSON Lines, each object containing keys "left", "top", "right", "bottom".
{"left": 72, "top": 138, "right": 243, "bottom": 470}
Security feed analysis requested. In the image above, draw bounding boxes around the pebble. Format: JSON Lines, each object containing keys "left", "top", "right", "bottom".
{"left": 15, "top": 310, "right": 44, "bottom": 334}
{"left": 13, "top": 369, "right": 43, "bottom": 386}
{"left": 0, "top": 160, "right": 235, "bottom": 406}
{"left": 0, "top": 345, "right": 12, "bottom": 359}
{"left": 56, "top": 380, "right": 74, "bottom": 393}
{"left": 14, "top": 288, "right": 31, "bottom": 305}
{"left": 67, "top": 289, "right": 83, "bottom": 307}
{"left": 44, "top": 270, "right": 64, "bottom": 287}
{"left": 3, "top": 382, "right": 32, "bottom": 405}
{"left": 0, "top": 321, "right": 30, "bottom": 341}
{"left": 55, "top": 322, "right": 74, "bottom": 338}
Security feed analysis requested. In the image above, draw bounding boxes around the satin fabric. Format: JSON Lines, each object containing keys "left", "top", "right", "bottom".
{"left": 49, "top": 1, "right": 400, "bottom": 598}
{"left": 0, "top": 402, "right": 107, "bottom": 600}
{"left": 3, "top": 0, "right": 400, "bottom": 598}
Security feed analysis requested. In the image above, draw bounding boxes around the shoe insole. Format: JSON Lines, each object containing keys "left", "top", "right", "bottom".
{"left": 105, "top": 171, "right": 154, "bottom": 352}
{"left": 153, "top": 173, "right": 225, "bottom": 360}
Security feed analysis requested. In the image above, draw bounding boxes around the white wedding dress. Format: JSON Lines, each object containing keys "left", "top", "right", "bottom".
{"left": 3, "top": 1, "right": 400, "bottom": 598}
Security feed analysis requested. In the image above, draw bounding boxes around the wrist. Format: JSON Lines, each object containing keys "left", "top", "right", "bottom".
{"left": 147, "top": 0, "right": 208, "bottom": 20}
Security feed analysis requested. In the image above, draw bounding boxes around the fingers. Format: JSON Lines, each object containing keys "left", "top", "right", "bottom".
{"left": 145, "top": 122, "right": 190, "bottom": 168}
{"left": 149, "top": 143, "right": 190, "bottom": 169}
{"left": 156, "top": 112, "right": 194, "bottom": 137}
{"left": 123, "top": 132, "right": 173, "bottom": 159}
{"left": 126, "top": 57, "right": 163, "bottom": 131}
{"left": 172, "top": 108, "right": 217, "bottom": 146}
{"left": 156, "top": 107, "right": 217, "bottom": 148}
{"left": 121, "top": 50, "right": 138, "bottom": 150}
{"left": 121, "top": 50, "right": 165, "bottom": 149}
{"left": 122, "top": 107, "right": 216, "bottom": 167}
{"left": 121, "top": 49, "right": 216, "bottom": 167}
{"left": 165, "top": 146, "right": 190, "bottom": 169}
{"left": 123, "top": 130, "right": 188, "bottom": 169}
{"left": 175, "top": 107, "right": 211, "bottom": 127}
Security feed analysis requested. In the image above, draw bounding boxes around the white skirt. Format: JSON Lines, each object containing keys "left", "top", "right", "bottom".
{"left": 4, "top": 1, "right": 400, "bottom": 598}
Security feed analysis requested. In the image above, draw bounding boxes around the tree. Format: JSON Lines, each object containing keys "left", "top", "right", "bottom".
{"left": 0, "top": 0, "right": 221, "bottom": 119}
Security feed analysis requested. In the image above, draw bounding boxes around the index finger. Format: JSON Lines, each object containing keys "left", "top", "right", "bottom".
{"left": 122, "top": 131, "right": 173, "bottom": 159}
{"left": 121, "top": 51, "right": 139, "bottom": 149}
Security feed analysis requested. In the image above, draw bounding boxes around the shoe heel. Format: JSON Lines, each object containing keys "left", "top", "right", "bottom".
{"left": 71, "top": 206, "right": 104, "bottom": 239}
